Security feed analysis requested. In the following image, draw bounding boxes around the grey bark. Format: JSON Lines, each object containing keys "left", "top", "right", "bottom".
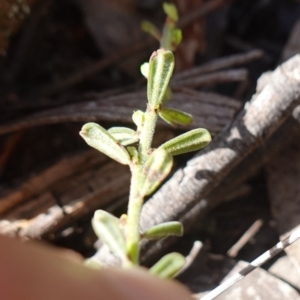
{"left": 139, "top": 55, "right": 300, "bottom": 263}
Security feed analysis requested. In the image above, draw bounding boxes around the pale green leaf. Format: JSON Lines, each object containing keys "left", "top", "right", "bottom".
{"left": 140, "top": 62, "right": 149, "bottom": 79}
{"left": 171, "top": 28, "right": 182, "bottom": 47}
{"left": 141, "top": 21, "right": 161, "bottom": 40}
{"left": 108, "top": 127, "right": 139, "bottom": 146}
{"left": 159, "top": 107, "right": 193, "bottom": 126}
{"left": 143, "top": 221, "right": 183, "bottom": 239}
{"left": 80, "top": 123, "right": 131, "bottom": 165}
{"left": 162, "top": 86, "right": 172, "bottom": 103}
{"left": 147, "top": 50, "right": 175, "bottom": 108}
{"left": 84, "top": 257, "right": 102, "bottom": 270}
{"left": 163, "top": 2, "right": 178, "bottom": 22}
{"left": 127, "top": 146, "right": 138, "bottom": 164}
{"left": 132, "top": 110, "right": 145, "bottom": 128}
{"left": 92, "top": 210, "right": 127, "bottom": 262}
{"left": 150, "top": 252, "right": 185, "bottom": 278}
{"left": 159, "top": 128, "right": 211, "bottom": 156}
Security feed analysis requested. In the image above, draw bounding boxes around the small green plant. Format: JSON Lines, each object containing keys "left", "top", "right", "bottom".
{"left": 80, "top": 3, "right": 211, "bottom": 278}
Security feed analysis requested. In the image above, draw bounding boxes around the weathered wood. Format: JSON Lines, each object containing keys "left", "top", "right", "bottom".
{"left": 264, "top": 15, "right": 300, "bottom": 276}
{"left": 0, "top": 90, "right": 241, "bottom": 136}
{"left": 0, "top": 159, "right": 130, "bottom": 238}
{"left": 0, "top": 129, "right": 175, "bottom": 238}
{"left": 93, "top": 55, "right": 300, "bottom": 266}
{"left": 0, "top": 150, "right": 106, "bottom": 215}
{"left": 173, "top": 50, "right": 263, "bottom": 82}
{"left": 91, "top": 55, "right": 300, "bottom": 264}
{"left": 173, "top": 69, "right": 248, "bottom": 89}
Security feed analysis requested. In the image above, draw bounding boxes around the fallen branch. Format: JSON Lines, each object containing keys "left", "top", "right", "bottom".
{"left": 0, "top": 90, "right": 241, "bottom": 136}
{"left": 139, "top": 55, "right": 300, "bottom": 263}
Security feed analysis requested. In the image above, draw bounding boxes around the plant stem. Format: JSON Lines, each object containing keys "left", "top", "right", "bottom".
{"left": 138, "top": 105, "right": 158, "bottom": 164}
{"left": 126, "top": 166, "right": 143, "bottom": 264}
{"left": 126, "top": 104, "right": 158, "bottom": 264}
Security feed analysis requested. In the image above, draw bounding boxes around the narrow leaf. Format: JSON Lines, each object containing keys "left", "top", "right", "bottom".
{"left": 108, "top": 127, "right": 139, "bottom": 146}
{"left": 92, "top": 210, "right": 127, "bottom": 262}
{"left": 84, "top": 257, "right": 102, "bottom": 270}
{"left": 141, "top": 21, "right": 161, "bottom": 40}
{"left": 127, "top": 146, "right": 138, "bottom": 164}
{"left": 163, "top": 3, "right": 179, "bottom": 22}
{"left": 162, "top": 86, "right": 172, "bottom": 103}
{"left": 159, "top": 107, "right": 193, "bottom": 126}
{"left": 140, "top": 62, "right": 149, "bottom": 79}
{"left": 147, "top": 50, "right": 175, "bottom": 108}
{"left": 132, "top": 110, "right": 145, "bottom": 128}
{"left": 159, "top": 128, "right": 211, "bottom": 156}
{"left": 171, "top": 28, "right": 182, "bottom": 47}
{"left": 150, "top": 252, "right": 185, "bottom": 278}
{"left": 80, "top": 123, "right": 131, "bottom": 165}
{"left": 139, "top": 148, "right": 173, "bottom": 197}
{"left": 143, "top": 221, "right": 183, "bottom": 239}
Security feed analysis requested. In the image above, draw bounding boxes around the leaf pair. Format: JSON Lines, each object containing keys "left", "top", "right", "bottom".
{"left": 144, "top": 50, "right": 192, "bottom": 127}
{"left": 80, "top": 123, "right": 139, "bottom": 165}
{"left": 92, "top": 209, "right": 185, "bottom": 277}
{"left": 147, "top": 49, "right": 175, "bottom": 108}
{"left": 92, "top": 210, "right": 130, "bottom": 266}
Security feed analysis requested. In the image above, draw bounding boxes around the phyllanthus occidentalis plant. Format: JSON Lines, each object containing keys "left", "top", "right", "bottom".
{"left": 80, "top": 3, "right": 211, "bottom": 277}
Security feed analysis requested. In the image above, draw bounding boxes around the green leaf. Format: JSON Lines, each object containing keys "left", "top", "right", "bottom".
{"left": 132, "top": 110, "right": 145, "bottom": 128}
{"left": 127, "top": 146, "right": 138, "bottom": 164}
{"left": 159, "top": 107, "right": 193, "bottom": 126}
{"left": 142, "top": 221, "right": 183, "bottom": 239}
{"left": 80, "top": 123, "right": 131, "bottom": 165}
{"left": 150, "top": 252, "right": 185, "bottom": 278}
{"left": 147, "top": 49, "right": 175, "bottom": 108}
{"left": 141, "top": 21, "right": 161, "bottom": 40}
{"left": 140, "top": 62, "right": 149, "bottom": 79}
{"left": 84, "top": 257, "right": 102, "bottom": 270}
{"left": 108, "top": 127, "right": 139, "bottom": 146}
{"left": 139, "top": 148, "right": 173, "bottom": 197}
{"left": 92, "top": 210, "right": 127, "bottom": 262}
{"left": 162, "top": 86, "right": 172, "bottom": 103}
{"left": 163, "top": 3, "right": 178, "bottom": 22}
{"left": 159, "top": 128, "right": 211, "bottom": 156}
{"left": 171, "top": 28, "right": 182, "bottom": 48}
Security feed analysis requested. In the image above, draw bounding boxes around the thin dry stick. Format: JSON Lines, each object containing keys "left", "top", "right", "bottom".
{"left": 173, "top": 50, "right": 263, "bottom": 81}
{"left": 172, "top": 69, "right": 248, "bottom": 88}
{"left": 227, "top": 219, "right": 263, "bottom": 258}
{"left": 178, "top": 241, "right": 203, "bottom": 275}
{"left": 200, "top": 228, "right": 300, "bottom": 300}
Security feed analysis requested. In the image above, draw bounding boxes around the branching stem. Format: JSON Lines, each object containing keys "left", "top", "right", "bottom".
{"left": 126, "top": 104, "right": 158, "bottom": 264}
